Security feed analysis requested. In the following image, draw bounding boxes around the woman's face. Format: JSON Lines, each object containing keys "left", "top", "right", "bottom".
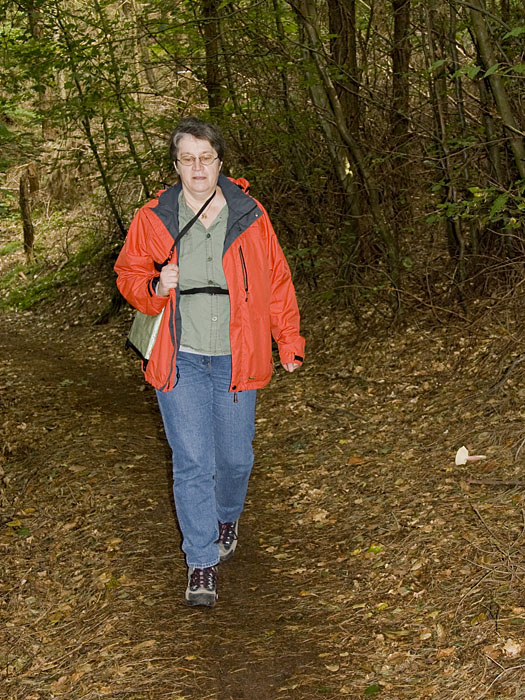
{"left": 174, "top": 134, "right": 221, "bottom": 199}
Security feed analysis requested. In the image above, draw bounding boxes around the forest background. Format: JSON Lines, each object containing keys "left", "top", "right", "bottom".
{"left": 1, "top": 2, "right": 525, "bottom": 699}
{"left": 1, "top": 0, "right": 524, "bottom": 317}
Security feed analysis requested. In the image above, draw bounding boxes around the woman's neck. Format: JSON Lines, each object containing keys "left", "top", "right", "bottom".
{"left": 182, "top": 188, "right": 217, "bottom": 212}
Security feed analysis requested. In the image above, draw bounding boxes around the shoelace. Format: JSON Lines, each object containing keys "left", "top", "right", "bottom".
{"left": 218, "top": 521, "right": 237, "bottom": 548}
{"left": 190, "top": 566, "right": 217, "bottom": 591}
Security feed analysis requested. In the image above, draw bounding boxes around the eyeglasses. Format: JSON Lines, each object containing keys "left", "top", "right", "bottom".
{"left": 176, "top": 153, "right": 219, "bottom": 166}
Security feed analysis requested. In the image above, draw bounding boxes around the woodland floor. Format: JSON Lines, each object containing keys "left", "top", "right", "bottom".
{"left": 1, "top": 272, "right": 525, "bottom": 700}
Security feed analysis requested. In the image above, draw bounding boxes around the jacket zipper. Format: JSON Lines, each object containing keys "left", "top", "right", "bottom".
{"left": 239, "top": 246, "right": 249, "bottom": 301}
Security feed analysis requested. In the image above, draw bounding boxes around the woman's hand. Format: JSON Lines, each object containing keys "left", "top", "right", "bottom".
{"left": 157, "top": 264, "right": 180, "bottom": 297}
{"left": 283, "top": 362, "right": 300, "bottom": 373}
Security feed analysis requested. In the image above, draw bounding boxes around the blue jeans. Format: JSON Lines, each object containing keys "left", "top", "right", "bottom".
{"left": 156, "top": 352, "right": 257, "bottom": 569}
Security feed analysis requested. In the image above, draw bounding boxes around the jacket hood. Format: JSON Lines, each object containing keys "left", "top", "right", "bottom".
{"left": 231, "top": 176, "right": 250, "bottom": 193}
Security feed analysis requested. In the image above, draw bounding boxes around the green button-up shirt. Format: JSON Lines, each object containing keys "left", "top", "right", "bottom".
{"left": 178, "top": 192, "right": 231, "bottom": 355}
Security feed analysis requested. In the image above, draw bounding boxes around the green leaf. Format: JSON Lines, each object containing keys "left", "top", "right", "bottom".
{"left": 489, "top": 194, "right": 508, "bottom": 218}
{"left": 16, "top": 528, "right": 31, "bottom": 538}
{"left": 0, "top": 122, "right": 12, "bottom": 139}
{"left": 428, "top": 58, "right": 446, "bottom": 74}
{"left": 466, "top": 65, "right": 482, "bottom": 79}
{"left": 368, "top": 544, "right": 384, "bottom": 554}
{"left": 6, "top": 519, "right": 22, "bottom": 528}
{"left": 483, "top": 63, "right": 500, "bottom": 78}
{"left": 364, "top": 684, "right": 381, "bottom": 695}
{"left": 503, "top": 26, "right": 525, "bottom": 39}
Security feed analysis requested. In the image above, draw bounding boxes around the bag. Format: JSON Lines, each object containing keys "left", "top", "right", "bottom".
{"left": 125, "top": 190, "right": 216, "bottom": 364}
{"left": 125, "top": 308, "right": 165, "bottom": 363}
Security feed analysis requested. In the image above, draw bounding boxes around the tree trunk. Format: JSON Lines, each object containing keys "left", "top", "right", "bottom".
{"left": 424, "top": 0, "right": 465, "bottom": 285}
{"left": 500, "top": 0, "right": 510, "bottom": 24}
{"left": 326, "top": 0, "right": 363, "bottom": 252}
{"left": 292, "top": 0, "right": 401, "bottom": 301}
{"left": 19, "top": 170, "right": 35, "bottom": 264}
{"left": 469, "top": 0, "right": 525, "bottom": 179}
{"left": 271, "top": 0, "right": 309, "bottom": 187}
{"left": 327, "top": 0, "right": 359, "bottom": 136}
{"left": 201, "top": 0, "right": 223, "bottom": 121}
{"left": 448, "top": 3, "right": 476, "bottom": 253}
{"left": 390, "top": 0, "right": 411, "bottom": 149}
{"left": 27, "top": 162, "right": 39, "bottom": 194}
{"left": 389, "top": 0, "right": 412, "bottom": 231}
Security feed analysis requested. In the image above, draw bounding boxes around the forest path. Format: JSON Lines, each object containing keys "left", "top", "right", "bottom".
{"left": 1, "top": 300, "right": 524, "bottom": 700}
{"left": 0, "top": 308, "right": 331, "bottom": 700}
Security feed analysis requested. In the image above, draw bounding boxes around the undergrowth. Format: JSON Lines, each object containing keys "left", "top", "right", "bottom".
{"left": 0, "top": 238, "right": 110, "bottom": 311}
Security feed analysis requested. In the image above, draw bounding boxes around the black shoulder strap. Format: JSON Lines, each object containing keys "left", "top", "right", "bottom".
{"left": 154, "top": 190, "right": 216, "bottom": 271}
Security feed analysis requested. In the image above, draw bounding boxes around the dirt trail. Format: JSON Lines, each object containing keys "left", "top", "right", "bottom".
{"left": 1, "top": 301, "right": 524, "bottom": 700}
{"left": 0, "top": 309, "right": 328, "bottom": 700}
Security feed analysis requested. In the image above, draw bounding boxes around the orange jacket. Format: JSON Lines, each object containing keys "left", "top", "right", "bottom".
{"left": 115, "top": 175, "right": 305, "bottom": 392}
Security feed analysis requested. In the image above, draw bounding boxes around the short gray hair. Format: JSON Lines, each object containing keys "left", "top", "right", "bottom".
{"left": 169, "top": 117, "right": 225, "bottom": 163}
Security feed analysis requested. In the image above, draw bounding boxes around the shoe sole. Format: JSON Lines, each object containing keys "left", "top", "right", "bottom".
{"left": 185, "top": 592, "right": 217, "bottom": 607}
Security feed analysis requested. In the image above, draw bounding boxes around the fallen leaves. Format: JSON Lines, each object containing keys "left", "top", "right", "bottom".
{"left": 502, "top": 639, "right": 523, "bottom": 658}
{"left": 325, "top": 663, "right": 339, "bottom": 672}
{"left": 2, "top": 296, "right": 524, "bottom": 700}
{"left": 436, "top": 647, "right": 456, "bottom": 659}
{"left": 311, "top": 508, "right": 329, "bottom": 522}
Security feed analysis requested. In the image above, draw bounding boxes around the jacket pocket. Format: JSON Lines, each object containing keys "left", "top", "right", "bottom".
{"left": 239, "top": 246, "right": 248, "bottom": 301}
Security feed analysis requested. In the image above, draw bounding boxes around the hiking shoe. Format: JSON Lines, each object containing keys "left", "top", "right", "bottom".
{"left": 217, "top": 520, "right": 238, "bottom": 562}
{"left": 185, "top": 566, "right": 218, "bottom": 607}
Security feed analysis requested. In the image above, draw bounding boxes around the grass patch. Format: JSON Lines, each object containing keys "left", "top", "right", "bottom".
{"left": 0, "top": 239, "right": 107, "bottom": 311}
{"left": 0, "top": 240, "right": 23, "bottom": 256}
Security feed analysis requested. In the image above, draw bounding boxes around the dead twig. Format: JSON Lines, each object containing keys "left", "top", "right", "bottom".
{"left": 490, "top": 353, "right": 525, "bottom": 391}
{"left": 471, "top": 504, "right": 509, "bottom": 557}
{"left": 476, "top": 662, "right": 525, "bottom": 699}
{"left": 466, "top": 479, "right": 525, "bottom": 487}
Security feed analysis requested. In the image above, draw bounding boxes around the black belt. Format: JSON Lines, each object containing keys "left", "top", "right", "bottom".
{"left": 179, "top": 287, "right": 229, "bottom": 295}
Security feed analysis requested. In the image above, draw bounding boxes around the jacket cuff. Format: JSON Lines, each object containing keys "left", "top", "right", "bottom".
{"left": 147, "top": 276, "right": 160, "bottom": 297}
{"left": 279, "top": 348, "right": 304, "bottom": 366}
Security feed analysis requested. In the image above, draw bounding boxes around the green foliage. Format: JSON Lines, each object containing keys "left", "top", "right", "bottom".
{"left": 364, "top": 683, "right": 382, "bottom": 695}
{"left": 0, "top": 240, "right": 23, "bottom": 255}
{"left": 0, "top": 0, "right": 524, "bottom": 314}
{"left": 0, "top": 239, "right": 105, "bottom": 311}
{"left": 427, "top": 181, "right": 525, "bottom": 233}
{"left": 0, "top": 187, "right": 17, "bottom": 223}
{"left": 451, "top": 64, "right": 482, "bottom": 80}
{"left": 503, "top": 25, "right": 525, "bottom": 39}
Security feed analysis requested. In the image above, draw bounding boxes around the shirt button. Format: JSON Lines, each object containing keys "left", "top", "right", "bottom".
{"left": 211, "top": 316, "right": 218, "bottom": 322}
{"left": 207, "top": 256, "right": 213, "bottom": 261}
{"left": 208, "top": 280, "right": 214, "bottom": 285}
{"left": 206, "top": 233, "right": 211, "bottom": 239}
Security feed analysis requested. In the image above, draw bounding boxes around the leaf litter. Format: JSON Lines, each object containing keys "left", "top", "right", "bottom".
{"left": 0, "top": 278, "right": 524, "bottom": 699}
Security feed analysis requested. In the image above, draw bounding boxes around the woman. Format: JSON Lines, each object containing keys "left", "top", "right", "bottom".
{"left": 115, "top": 117, "right": 304, "bottom": 606}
